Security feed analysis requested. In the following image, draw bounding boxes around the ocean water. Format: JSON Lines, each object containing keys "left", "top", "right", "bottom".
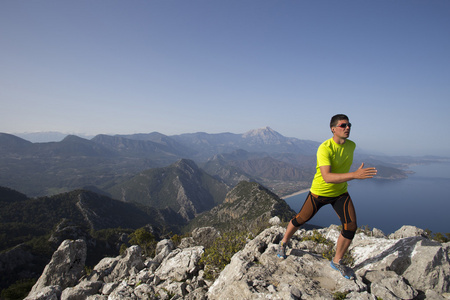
{"left": 284, "top": 162, "right": 450, "bottom": 235}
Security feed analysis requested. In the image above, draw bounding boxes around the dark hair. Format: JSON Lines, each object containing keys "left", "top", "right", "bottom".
{"left": 330, "top": 114, "right": 349, "bottom": 128}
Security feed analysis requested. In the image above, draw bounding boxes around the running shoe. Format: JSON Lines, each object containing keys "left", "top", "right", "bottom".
{"left": 330, "top": 260, "right": 355, "bottom": 279}
{"left": 276, "top": 241, "right": 287, "bottom": 259}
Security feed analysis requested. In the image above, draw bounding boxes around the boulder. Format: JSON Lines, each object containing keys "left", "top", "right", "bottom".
{"left": 60, "top": 281, "right": 103, "bottom": 300}
{"left": 150, "top": 239, "right": 175, "bottom": 271}
{"left": 104, "top": 245, "right": 145, "bottom": 283}
{"left": 269, "top": 216, "right": 281, "bottom": 225}
{"left": 26, "top": 239, "right": 86, "bottom": 299}
{"left": 364, "top": 270, "right": 418, "bottom": 299}
{"left": 87, "top": 256, "right": 120, "bottom": 282}
{"left": 389, "top": 225, "right": 426, "bottom": 239}
{"left": 155, "top": 246, "right": 204, "bottom": 281}
{"left": 402, "top": 238, "right": 450, "bottom": 293}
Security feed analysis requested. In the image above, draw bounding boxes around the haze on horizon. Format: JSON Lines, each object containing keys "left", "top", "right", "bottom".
{"left": 1, "top": 1, "right": 449, "bottom": 157}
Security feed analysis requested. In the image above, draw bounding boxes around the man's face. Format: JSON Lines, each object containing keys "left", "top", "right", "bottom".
{"left": 333, "top": 120, "right": 351, "bottom": 139}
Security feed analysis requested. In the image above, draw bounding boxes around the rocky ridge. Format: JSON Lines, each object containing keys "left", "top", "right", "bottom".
{"left": 25, "top": 224, "right": 450, "bottom": 300}
{"left": 186, "top": 181, "right": 296, "bottom": 232}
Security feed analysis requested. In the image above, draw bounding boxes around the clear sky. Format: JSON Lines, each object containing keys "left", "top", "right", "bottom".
{"left": 1, "top": 1, "right": 449, "bottom": 156}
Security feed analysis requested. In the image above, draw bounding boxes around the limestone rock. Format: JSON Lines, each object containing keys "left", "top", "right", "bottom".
{"left": 104, "top": 245, "right": 145, "bottom": 283}
{"left": 269, "top": 216, "right": 281, "bottom": 225}
{"left": 402, "top": 238, "right": 450, "bottom": 293}
{"left": 87, "top": 256, "right": 120, "bottom": 282}
{"left": 364, "top": 270, "right": 418, "bottom": 299}
{"left": 389, "top": 224, "right": 426, "bottom": 239}
{"left": 149, "top": 239, "right": 175, "bottom": 271}
{"left": 155, "top": 246, "right": 204, "bottom": 281}
{"left": 60, "top": 281, "right": 103, "bottom": 300}
{"left": 207, "top": 226, "right": 366, "bottom": 300}
{"left": 26, "top": 239, "right": 86, "bottom": 299}
{"left": 25, "top": 285, "right": 62, "bottom": 300}
{"left": 28, "top": 225, "right": 450, "bottom": 300}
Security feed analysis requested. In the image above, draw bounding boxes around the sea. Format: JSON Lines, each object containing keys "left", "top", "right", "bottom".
{"left": 284, "top": 162, "right": 450, "bottom": 235}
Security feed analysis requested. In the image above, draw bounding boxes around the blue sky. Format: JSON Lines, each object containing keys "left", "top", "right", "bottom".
{"left": 1, "top": 1, "right": 449, "bottom": 156}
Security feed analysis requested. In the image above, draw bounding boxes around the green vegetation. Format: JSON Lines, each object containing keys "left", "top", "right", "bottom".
{"left": 301, "top": 230, "right": 335, "bottom": 261}
{"left": 333, "top": 291, "right": 349, "bottom": 300}
{"left": 301, "top": 230, "right": 354, "bottom": 265}
{"left": 107, "top": 159, "right": 228, "bottom": 213}
{"left": 425, "top": 229, "right": 450, "bottom": 243}
{"left": 199, "top": 231, "right": 248, "bottom": 280}
{"left": 186, "top": 181, "right": 295, "bottom": 233}
{"left": 129, "top": 228, "right": 156, "bottom": 257}
{"left": 0, "top": 279, "right": 36, "bottom": 300}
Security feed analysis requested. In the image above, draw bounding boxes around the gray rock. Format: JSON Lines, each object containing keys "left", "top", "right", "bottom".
{"left": 185, "top": 288, "right": 208, "bottom": 300}
{"left": 60, "top": 281, "right": 103, "bottom": 300}
{"left": 389, "top": 225, "right": 426, "bottom": 239}
{"left": 269, "top": 216, "right": 281, "bottom": 225}
{"left": 365, "top": 270, "right": 417, "bottom": 299}
{"left": 32, "top": 224, "right": 450, "bottom": 300}
{"left": 107, "top": 281, "right": 137, "bottom": 300}
{"left": 372, "top": 228, "right": 386, "bottom": 238}
{"left": 24, "top": 285, "right": 62, "bottom": 300}
{"left": 346, "top": 291, "right": 377, "bottom": 299}
{"left": 133, "top": 283, "right": 156, "bottom": 299}
{"left": 423, "top": 289, "right": 450, "bottom": 300}
{"left": 207, "top": 226, "right": 366, "bottom": 300}
{"left": 157, "top": 280, "right": 187, "bottom": 298}
{"left": 353, "top": 234, "right": 450, "bottom": 294}
{"left": 26, "top": 239, "right": 86, "bottom": 299}
{"left": 100, "top": 281, "right": 119, "bottom": 295}
{"left": 150, "top": 239, "right": 175, "bottom": 271}
{"left": 155, "top": 239, "right": 175, "bottom": 256}
{"left": 155, "top": 246, "right": 204, "bottom": 281}
{"left": 86, "top": 295, "right": 107, "bottom": 300}
{"left": 402, "top": 238, "right": 450, "bottom": 293}
{"left": 104, "top": 245, "right": 145, "bottom": 283}
{"left": 87, "top": 256, "right": 120, "bottom": 282}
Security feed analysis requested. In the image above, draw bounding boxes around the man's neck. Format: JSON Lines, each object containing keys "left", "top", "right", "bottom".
{"left": 332, "top": 135, "right": 347, "bottom": 145}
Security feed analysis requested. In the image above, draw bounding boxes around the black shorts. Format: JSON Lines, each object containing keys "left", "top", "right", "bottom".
{"left": 291, "top": 191, "right": 357, "bottom": 239}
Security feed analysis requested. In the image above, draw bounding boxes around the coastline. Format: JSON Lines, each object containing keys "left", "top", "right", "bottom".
{"left": 281, "top": 188, "right": 310, "bottom": 199}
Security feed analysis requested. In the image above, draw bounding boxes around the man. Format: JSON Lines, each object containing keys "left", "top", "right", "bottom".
{"left": 277, "top": 114, "right": 377, "bottom": 279}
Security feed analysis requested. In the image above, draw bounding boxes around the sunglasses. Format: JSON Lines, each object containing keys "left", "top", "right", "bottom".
{"left": 336, "top": 123, "right": 352, "bottom": 129}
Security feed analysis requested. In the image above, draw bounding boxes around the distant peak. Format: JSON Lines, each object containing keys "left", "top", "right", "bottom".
{"left": 242, "top": 127, "right": 283, "bottom": 138}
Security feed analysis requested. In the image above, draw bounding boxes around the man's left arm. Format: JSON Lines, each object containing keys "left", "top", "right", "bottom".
{"left": 320, "top": 163, "right": 377, "bottom": 184}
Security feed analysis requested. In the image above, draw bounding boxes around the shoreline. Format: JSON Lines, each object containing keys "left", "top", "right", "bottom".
{"left": 281, "top": 188, "right": 310, "bottom": 199}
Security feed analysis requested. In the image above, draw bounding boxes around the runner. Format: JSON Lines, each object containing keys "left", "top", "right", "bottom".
{"left": 277, "top": 114, "right": 377, "bottom": 279}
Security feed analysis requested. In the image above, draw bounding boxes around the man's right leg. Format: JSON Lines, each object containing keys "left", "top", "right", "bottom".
{"left": 278, "top": 192, "right": 323, "bottom": 258}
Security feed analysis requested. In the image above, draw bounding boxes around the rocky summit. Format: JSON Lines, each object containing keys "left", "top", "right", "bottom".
{"left": 25, "top": 224, "right": 450, "bottom": 300}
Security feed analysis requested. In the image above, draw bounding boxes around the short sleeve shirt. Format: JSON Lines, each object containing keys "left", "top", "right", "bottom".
{"left": 310, "top": 138, "right": 356, "bottom": 197}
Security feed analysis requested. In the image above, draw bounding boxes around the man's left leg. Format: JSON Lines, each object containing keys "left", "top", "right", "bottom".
{"left": 333, "top": 233, "right": 352, "bottom": 264}
{"left": 330, "top": 193, "right": 357, "bottom": 279}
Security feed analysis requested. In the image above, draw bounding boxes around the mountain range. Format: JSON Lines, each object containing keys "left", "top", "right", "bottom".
{"left": 0, "top": 127, "right": 412, "bottom": 199}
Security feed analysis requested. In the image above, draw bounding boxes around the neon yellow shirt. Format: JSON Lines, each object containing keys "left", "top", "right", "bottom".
{"left": 310, "top": 138, "right": 356, "bottom": 197}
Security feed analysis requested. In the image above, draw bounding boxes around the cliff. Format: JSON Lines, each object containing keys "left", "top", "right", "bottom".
{"left": 25, "top": 224, "right": 450, "bottom": 300}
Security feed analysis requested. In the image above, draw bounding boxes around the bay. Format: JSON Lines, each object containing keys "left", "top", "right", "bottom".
{"left": 284, "top": 162, "right": 450, "bottom": 235}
